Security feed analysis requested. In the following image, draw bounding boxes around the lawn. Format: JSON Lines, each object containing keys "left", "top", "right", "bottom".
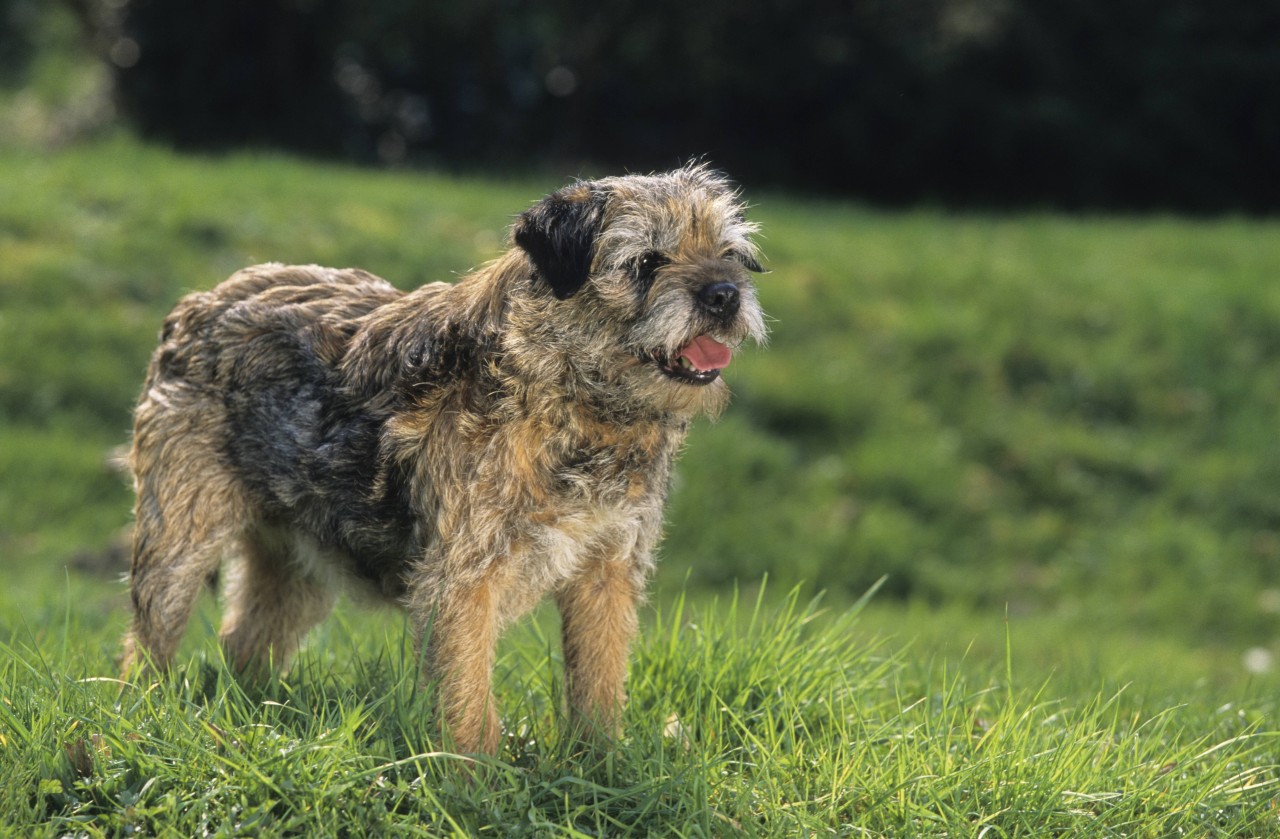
{"left": 3, "top": 137, "right": 1280, "bottom": 834}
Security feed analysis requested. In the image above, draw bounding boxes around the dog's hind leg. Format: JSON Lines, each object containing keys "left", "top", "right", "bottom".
{"left": 121, "top": 396, "right": 252, "bottom": 675}
{"left": 217, "top": 528, "right": 336, "bottom": 676}
{"left": 121, "top": 470, "right": 249, "bottom": 674}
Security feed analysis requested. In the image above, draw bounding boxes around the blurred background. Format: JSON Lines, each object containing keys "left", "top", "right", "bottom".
{"left": 3, "top": 0, "right": 1278, "bottom": 211}
{"left": 4, "top": 0, "right": 1280, "bottom": 683}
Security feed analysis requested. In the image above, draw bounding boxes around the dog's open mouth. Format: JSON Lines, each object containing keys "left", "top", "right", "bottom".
{"left": 648, "top": 335, "right": 732, "bottom": 385}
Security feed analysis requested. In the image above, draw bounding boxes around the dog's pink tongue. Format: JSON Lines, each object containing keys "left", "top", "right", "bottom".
{"left": 679, "top": 336, "right": 732, "bottom": 372}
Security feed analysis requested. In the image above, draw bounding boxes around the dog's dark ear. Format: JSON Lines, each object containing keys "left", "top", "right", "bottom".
{"left": 513, "top": 186, "right": 607, "bottom": 300}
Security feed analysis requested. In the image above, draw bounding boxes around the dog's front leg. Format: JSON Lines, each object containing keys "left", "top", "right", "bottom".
{"left": 555, "top": 556, "right": 642, "bottom": 743}
{"left": 424, "top": 577, "right": 502, "bottom": 756}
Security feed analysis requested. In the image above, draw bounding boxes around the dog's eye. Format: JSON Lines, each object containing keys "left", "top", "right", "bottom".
{"left": 728, "top": 250, "right": 765, "bottom": 273}
{"left": 634, "top": 251, "right": 669, "bottom": 280}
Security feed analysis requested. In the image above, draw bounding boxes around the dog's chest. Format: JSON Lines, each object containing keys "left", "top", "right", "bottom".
{"left": 552, "top": 446, "right": 653, "bottom": 505}
{"left": 545, "top": 414, "right": 682, "bottom": 505}
{"left": 495, "top": 502, "right": 650, "bottom": 619}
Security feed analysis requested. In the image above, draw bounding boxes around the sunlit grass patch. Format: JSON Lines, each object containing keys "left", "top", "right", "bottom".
{"left": 3, "top": 584, "right": 1278, "bottom": 835}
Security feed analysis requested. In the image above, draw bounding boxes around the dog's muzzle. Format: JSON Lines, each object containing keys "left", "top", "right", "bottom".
{"left": 648, "top": 334, "right": 732, "bottom": 385}
{"left": 637, "top": 276, "right": 754, "bottom": 386}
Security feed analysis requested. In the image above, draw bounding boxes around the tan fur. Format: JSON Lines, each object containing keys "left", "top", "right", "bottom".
{"left": 122, "top": 165, "right": 766, "bottom": 756}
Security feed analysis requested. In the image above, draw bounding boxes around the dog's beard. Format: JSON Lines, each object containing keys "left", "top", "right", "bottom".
{"left": 615, "top": 288, "right": 765, "bottom": 417}
{"left": 616, "top": 357, "right": 733, "bottom": 418}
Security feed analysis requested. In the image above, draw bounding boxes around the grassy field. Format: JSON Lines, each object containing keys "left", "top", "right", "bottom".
{"left": 4, "top": 138, "right": 1280, "bottom": 834}
{"left": 6, "top": 587, "right": 1280, "bottom": 836}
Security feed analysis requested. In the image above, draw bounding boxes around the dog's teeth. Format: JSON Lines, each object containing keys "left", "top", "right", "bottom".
{"left": 679, "top": 356, "right": 694, "bottom": 371}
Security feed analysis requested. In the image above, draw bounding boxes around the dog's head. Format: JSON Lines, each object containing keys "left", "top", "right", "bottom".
{"left": 511, "top": 164, "right": 767, "bottom": 416}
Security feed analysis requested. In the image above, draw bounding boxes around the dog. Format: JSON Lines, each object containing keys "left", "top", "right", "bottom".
{"left": 122, "top": 164, "right": 767, "bottom": 756}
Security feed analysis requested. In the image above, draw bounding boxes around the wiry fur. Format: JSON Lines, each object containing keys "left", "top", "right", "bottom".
{"left": 122, "top": 164, "right": 767, "bottom": 756}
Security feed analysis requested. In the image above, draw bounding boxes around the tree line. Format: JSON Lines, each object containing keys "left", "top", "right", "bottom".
{"left": 41, "top": 0, "right": 1280, "bottom": 211}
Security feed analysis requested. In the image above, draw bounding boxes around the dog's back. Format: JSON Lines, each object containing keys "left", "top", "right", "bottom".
{"left": 142, "top": 264, "right": 400, "bottom": 395}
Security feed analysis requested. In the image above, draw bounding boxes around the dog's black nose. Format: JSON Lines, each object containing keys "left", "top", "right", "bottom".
{"left": 697, "top": 282, "right": 740, "bottom": 317}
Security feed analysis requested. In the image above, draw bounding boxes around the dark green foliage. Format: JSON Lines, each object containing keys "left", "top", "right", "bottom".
{"left": 52, "top": 0, "right": 1280, "bottom": 210}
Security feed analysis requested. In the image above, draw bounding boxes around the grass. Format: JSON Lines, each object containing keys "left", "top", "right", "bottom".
{"left": 4, "top": 136, "right": 1280, "bottom": 833}
{"left": 4, "top": 585, "right": 1279, "bottom": 836}
{"left": 680, "top": 205, "right": 1280, "bottom": 635}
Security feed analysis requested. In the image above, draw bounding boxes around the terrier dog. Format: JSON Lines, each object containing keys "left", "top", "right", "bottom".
{"left": 122, "top": 164, "right": 767, "bottom": 755}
